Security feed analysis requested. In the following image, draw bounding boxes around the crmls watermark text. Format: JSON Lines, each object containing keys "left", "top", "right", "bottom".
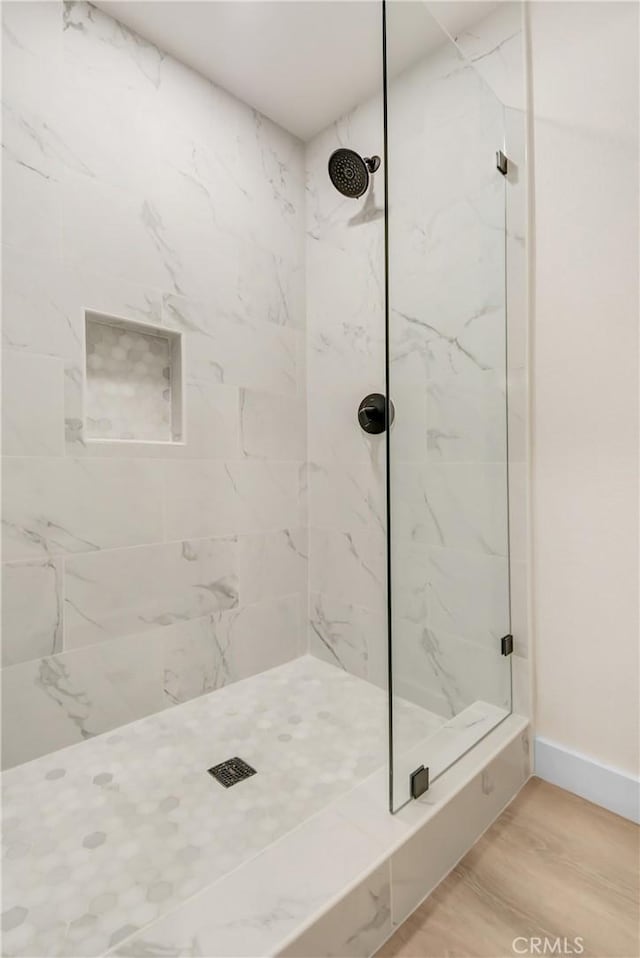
{"left": 512, "top": 937, "right": 585, "bottom": 955}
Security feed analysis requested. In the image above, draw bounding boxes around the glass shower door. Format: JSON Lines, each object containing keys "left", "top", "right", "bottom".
{"left": 383, "top": 0, "right": 512, "bottom": 811}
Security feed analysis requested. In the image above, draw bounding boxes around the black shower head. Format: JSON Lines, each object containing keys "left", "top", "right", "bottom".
{"left": 328, "top": 149, "right": 381, "bottom": 198}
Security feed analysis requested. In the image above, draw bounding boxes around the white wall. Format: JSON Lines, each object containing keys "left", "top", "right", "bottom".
{"left": 530, "top": 1, "right": 640, "bottom": 778}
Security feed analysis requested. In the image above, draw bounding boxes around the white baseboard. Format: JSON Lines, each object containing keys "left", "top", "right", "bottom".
{"left": 534, "top": 737, "right": 640, "bottom": 823}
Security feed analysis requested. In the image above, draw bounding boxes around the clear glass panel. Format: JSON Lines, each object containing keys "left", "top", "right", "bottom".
{"left": 384, "top": 0, "right": 512, "bottom": 811}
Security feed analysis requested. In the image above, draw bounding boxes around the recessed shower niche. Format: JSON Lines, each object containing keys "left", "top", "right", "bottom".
{"left": 84, "top": 311, "right": 184, "bottom": 443}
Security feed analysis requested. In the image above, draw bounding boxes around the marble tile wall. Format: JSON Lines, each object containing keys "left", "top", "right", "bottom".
{"left": 428, "top": 0, "right": 531, "bottom": 723}
{"left": 2, "top": 0, "right": 529, "bottom": 770}
{"left": 305, "top": 3, "right": 530, "bottom": 724}
{"left": 1, "top": 0, "right": 307, "bottom": 768}
{"left": 386, "top": 31, "right": 511, "bottom": 721}
{"left": 304, "top": 88, "right": 388, "bottom": 690}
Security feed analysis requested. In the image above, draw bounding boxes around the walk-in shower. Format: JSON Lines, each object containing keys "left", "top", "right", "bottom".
{"left": 1, "top": 1, "right": 528, "bottom": 955}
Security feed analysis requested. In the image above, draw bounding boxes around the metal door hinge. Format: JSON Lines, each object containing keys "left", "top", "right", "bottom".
{"left": 410, "top": 765, "right": 429, "bottom": 799}
{"left": 496, "top": 150, "right": 508, "bottom": 176}
{"left": 501, "top": 634, "right": 514, "bottom": 656}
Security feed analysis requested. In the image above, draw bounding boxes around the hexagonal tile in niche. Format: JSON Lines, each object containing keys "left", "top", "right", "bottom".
{"left": 84, "top": 311, "right": 184, "bottom": 443}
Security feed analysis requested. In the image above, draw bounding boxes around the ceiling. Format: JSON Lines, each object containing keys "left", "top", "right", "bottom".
{"left": 96, "top": 1, "right": 499, "bottom": 141}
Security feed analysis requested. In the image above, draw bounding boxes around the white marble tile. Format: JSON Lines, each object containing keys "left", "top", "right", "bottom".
{"left": 426, "top": 371, "right": 507, "bottom": 463}
{"left": 236, "top": 240, "right": 305, "bottom": 330}
{"left": 393, "top": 617, "right": 511, "bottom": 719}
{"left": 61, "top": 171, "right": 185, "bottom": 297}
{"left": 182, "top": 383, "right": 240, "bottom": 460}
{"left": 1, "top": 1, "right": 61, "bottom": 90}
{"left": 238, "top": 528, "right": 307, "bottom": 606}
{"left": 391, "top": 698, "right": 512, "bottom": 810}
{"left": 163, "top": 294, "right": 299, "bottom": 397}
{"left": 392, "top": 461, "right": 509, "bottom": 557}
{"left": 1, "top": 559, "right": 63, "bottom": 667}
{"left": 162, "top": 460, "right": 239, "bottom": 541}
{"left": 307, "top": 384, "right": 386, "bottom": 465}
{"left": 2, "top": 350, "right": 65, "bottom": 457}
{"left": 0, "top": 660, "right": 524, "bottom": 958}
{"left": 392, "top": 537, "right": 507, "bottom": 643}
{"left": 227, "top": 460, "right": 303, "bottom": 535}
{"left": 277, "top": 861, "right": 392, "bottom": 958}
{"left": 112, "top": 808, "right": 385, "bottom": 958}
{"left": 393, "top": 544, "right": 510, "bottom": 645}
{"left": 223, "top": 594, "right": 302, "bottom": 679}
{"left": 1, "top": 657, "right": 412, "bottom": 956}
{"left": 390, "top": 727, "right": 530, "bottom": 924}
{"left": 308, "top": 460, "right": 386, "bottom": 537}
{"left": 309, "top": 592, "right": 385, "bottom": 685}
{"left": 1, "top": 141, "right": 62, "bottom": 262}
{"left": 388, "top": 383, "right": 429, "bottom": 463}
{"left": 1, "top": 246, "right": 80, "bottom": 362}
{"left": 332, "top": 715, "right": 528, "bottom": 847}
{"left": 1, "top": 632, "right": 166, "bottom": 769}
{"left": 309, "top": 526, "right": 386, "bottom": 612}
{"left": 428, "top": 1, "right": 525, "bottom": 111}
{"left": 57, "top": 1, "right": 171, "bottom": 194}
{"left": 239, "top": 388, "right": 306, "bottom": 460}
{"left": 2, "top": 458, "right": 164, "bottom": 561}
{"left": 68, "top": 382, "right": 241, "bottom": 462}
{"left": 160, "top": 613, "right": 237, "bottom": 705}
{"left": 64, "top": 538, "right": 238, "bottom": 649}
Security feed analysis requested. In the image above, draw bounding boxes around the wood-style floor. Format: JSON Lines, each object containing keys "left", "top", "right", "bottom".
{"left": 378, "top": 777, "right": 639, "bottom": 958}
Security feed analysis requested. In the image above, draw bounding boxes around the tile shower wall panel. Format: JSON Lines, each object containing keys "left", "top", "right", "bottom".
{"left": 425, "top": 1, "right": 531, "bottom": 717}
{"left": 305, "top": 19, "right": 527, "bottom": 721}
{"left": 305, "top": 98, "right": 387, "bottom": 685}
{"left": 387, "top": 37, "right": 511, "bottom": 721}
{"left": 1, "top": 0, "right": 307, "bottom": 767}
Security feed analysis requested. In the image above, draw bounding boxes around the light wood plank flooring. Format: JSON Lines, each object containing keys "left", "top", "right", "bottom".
{"left": 378, "top": 777, "right": 639, "bottom": 958}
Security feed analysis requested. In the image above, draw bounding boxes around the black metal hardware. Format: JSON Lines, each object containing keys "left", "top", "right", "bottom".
{"left": 501, "top": 634, "right": 514, "bottom": 656}
{"left": 410, "top": 765, "right": 429, "bottom": 799}
{"left": 496, "top": 150, "right": 508, "bottom": 176}
{"left": 208, "top": 757, "right": 256, "bottom": 788}
{"left": 358, "top": 393, "right": 395, "bottom": 434}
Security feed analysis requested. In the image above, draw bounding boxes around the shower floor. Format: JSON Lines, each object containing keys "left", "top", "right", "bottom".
{"left": 1, "top": 656, "right": 444, "bottom": 958}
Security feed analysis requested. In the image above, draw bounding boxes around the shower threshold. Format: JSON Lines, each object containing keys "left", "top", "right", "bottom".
{"left": 1, "top": 656, "right": 528, "bottom": 958}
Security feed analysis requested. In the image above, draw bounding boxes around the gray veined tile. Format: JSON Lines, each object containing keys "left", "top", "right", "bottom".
{"left": 278, "top": 861, "right": 392, "bottom": 958}
{"left": 64, "top": 538, "right": 239, "bottom": 649}
{"left": 2, "top": 350, "right": 66, "bottom": 458}
{"left": 392, "top": 618, "right": 511, "bottom": 718}
{"left": 163, "top": 295, "right": 299, "bottom": 397}
{"left": 238, "top": 528, "right": 307, "bottom": 606}
{"left": 309, "top": 527, "right": 386, "bottom": 612}
{"left": 308, "top": 593, "right": 386, "bottom": 686}
{"left": 162, "top": 460, "right": 240, "bottom": 541}
{"left": 228, "top": 460, "right": 303, "bottom": 535}
{"left": 2, "top": 559, "right": 63, "bottom": 667}
{"left": 1, "top": 633, "right": 166, "bottom": 769}
{"left": 161, "top": 613, "right": 238, "bottom": 705}
{"left": 239, "top": 388, "right": 306, "bottom": 460}
{"left": 308, "top": 460, "right": 386, "bottom": 537}
{"left": 1, "top": 246, "right": 80, "bottom": 362}
{"left": 2, "top": 458, "right": 165, "bottom": 561}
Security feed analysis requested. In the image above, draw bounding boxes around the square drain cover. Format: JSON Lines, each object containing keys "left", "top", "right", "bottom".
{"left": 208, "top": 757, "right": 256, "bottom": 788}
